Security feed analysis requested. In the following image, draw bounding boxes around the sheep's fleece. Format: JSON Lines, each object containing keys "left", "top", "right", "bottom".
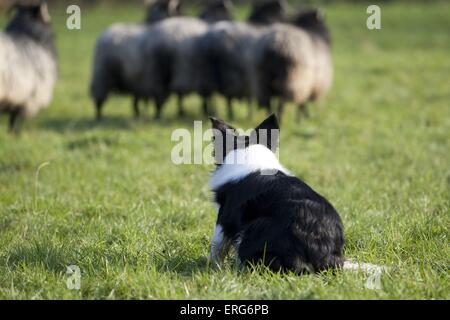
{"left": 147, "top": 16, "right": 209, "bottom": 95}
{"left": 0, "top": 33, "right": 57, "bottom": 116}
{"left": 91, "top": 23, "right": 148, "bottom": 98}
{"left": 254, "top": 23, "right": 317, "bottom": 105}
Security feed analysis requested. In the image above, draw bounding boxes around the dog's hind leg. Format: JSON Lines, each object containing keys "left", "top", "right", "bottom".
{"left": 209, "top": 224, "right": 232, "bottom": 267}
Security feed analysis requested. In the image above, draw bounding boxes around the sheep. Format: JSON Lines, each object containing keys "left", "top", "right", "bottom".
{"left": 89, "top": 0, "right": 180, "bottom": 121}
{"left": 196, "top": 0, "right": 288, "bottom": 119}
{"left": 0, "top": 1, "right": 57, "bottom": 133}
{"left": 168, "top": 0, "right": 236, "bottom": 118}
{"left": 145, "top": 0, "right": 181, "bottom": 24}
{"left": 253, "top": 8, "right": 332, "bottom": 122}
{"left": 196, "top": 22, "right": 261, "bottom": 119}
{"left": 140, "top": 0, "right": 234, "bottom": 119}
{"left": 90, "top": 24, "right": 148, "bottom": 121}
{"left": 140, "top": 17, "right": 209, "bottom": 119}
{"left": 199, "top": 0, "right": 234, "bottom": 23}
{"left": 248, "top": 0, "right": 289, "bottom": 25}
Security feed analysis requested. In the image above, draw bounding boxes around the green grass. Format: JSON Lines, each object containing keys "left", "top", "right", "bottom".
{"left": 0, "top": 2, "right": 449, "bottom": 299}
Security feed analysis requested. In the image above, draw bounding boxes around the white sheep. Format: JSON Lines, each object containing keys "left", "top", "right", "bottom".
{"left": 253, "top": 9, "right": 333, "bottom": 122}
{"left": 195, "top": 0, "right": 287, "bottom": 119}
{"left": 140, "top": 0, "right": 234, "bottom": 119}
{"left": 89, "top": 0, "right": 180, "bottom": 120}
{"left": 0, "top": 1, "right": 57, "bottom": 132}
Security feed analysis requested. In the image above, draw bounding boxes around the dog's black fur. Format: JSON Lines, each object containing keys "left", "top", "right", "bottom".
{"left": 210, "top": 114, "right": 344, "bottom": 273}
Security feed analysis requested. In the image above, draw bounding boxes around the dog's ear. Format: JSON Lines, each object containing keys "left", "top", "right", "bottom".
{"left": 254, "top": 114, "right": 280, "bottom": 151}
{"left": 255, "top": 114, "right": 279, "bottom": 132}
{"left": 209, "top": 116, "right": 235, "bottom": 134}
{"left": 209, "top": 117, "right": 236, "bottom": 164}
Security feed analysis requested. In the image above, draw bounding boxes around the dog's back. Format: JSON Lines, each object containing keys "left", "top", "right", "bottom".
{"left": 216, "top": 171, "right": 344, "bottom": 273}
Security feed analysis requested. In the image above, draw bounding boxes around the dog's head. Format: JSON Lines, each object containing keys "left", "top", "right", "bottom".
{"left": 209, "top": 114, "right": 280, "bottom": 166}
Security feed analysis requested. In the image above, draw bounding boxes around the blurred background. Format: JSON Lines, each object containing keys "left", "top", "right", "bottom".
{"left": 0, "top": 0, "right": 448, "bottom": 299}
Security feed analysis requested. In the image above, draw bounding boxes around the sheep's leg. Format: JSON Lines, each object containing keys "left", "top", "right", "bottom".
{"left": 257, "top": 98, "right": 270, "bottom": 114}
{"left": 247, "top": 97, "right": 253, "bottom": 120}
{"left": 277, "top": 99, "right": 285, "bottom": 124}
{"left": 202, "top": 96, "right": 210, "bottom": 116}
{"left": 177, "top": 94, "right": 185, "bottom": 117}
{"left": 154, "top": 96, "right": 164, "bottom": 121}
{"left": 268, "top": 98, "right": 274, "bottom": 114}
{"left": 297, "top": 103, "right": 309, "bottom": 120}
{"left": 227, "top": 97, "right": 234, "bottom": 120}
{"left": 133, "top": 97, "right": 140, "bottom": 119}
{"left": 95, "top": 99, "right": 104, "bottom": 121}
{"left": 143, "top": 98, "right": 151, "bottom": 117}
{"left": 9, "top": 109, "right": 22, "bottom": 134}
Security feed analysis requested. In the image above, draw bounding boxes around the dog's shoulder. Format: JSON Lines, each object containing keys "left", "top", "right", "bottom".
{"left": 214, "top": 170, "right": 324, "bottom": 208}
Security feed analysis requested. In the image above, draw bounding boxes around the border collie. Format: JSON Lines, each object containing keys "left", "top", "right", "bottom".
{"left": 208, "top": 114, "right": 345, "bottom": 273}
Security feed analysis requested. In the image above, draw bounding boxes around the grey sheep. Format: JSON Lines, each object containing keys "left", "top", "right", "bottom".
{"left": 141, "top": 0, "right": 234, "bottom": 119}
{"left": 196, "top": 0, "right": 288, "bottom": 119}
{"left": 145, "top": 0, "right": 181, "bottom": 24}
{"left": 253, "top": 9, "right": 332, "bottom": 122}
{"left": 0, "top": 1, "right": 57, "bottom": 132}
{"left": 248, "top": 0, "right": 289, "bottom": 25}
{"left": 199, "top": 0, "right": 234, "bottom": 23}
{"left": 141, "top": 16, "right": 208, "bottom": 119}
{"left": 89, "top": 0, "right": 180, "bottom": 121}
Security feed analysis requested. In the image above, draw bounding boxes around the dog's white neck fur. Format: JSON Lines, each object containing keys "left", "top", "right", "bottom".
{"left": 210, "top": 144, "right": 290, "bottom": 190}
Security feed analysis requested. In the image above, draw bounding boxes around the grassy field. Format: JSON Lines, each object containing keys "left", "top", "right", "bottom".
{"left": 0, "top": 2, "right": 449, "bottom": 299}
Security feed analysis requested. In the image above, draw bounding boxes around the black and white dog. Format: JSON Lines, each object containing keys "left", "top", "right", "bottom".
{"left": 208, "top": 114, "right": 345, "bottom": 273}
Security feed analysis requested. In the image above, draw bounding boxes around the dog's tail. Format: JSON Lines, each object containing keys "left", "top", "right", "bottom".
{"left": 343, "top": 260, "right": 388, "bottom": 290}
{"left": 343, "top": 260, "right": 387, "bottom": 273}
